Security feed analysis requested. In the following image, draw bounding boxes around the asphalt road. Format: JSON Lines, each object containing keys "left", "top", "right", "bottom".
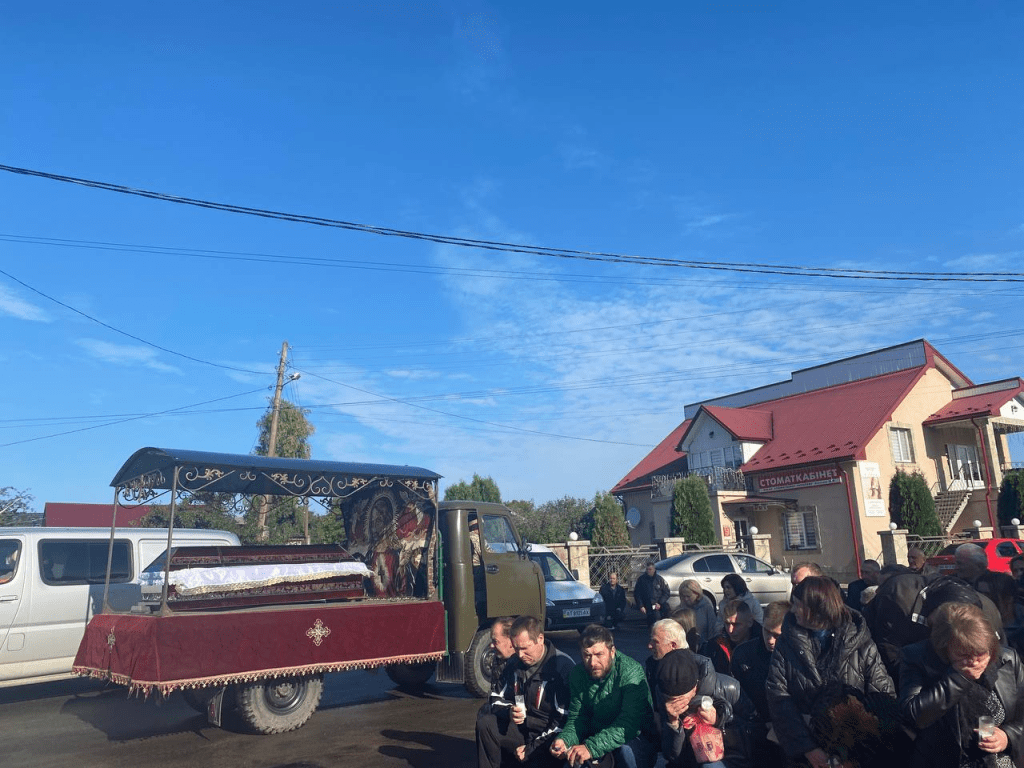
{"left": 0, "top": 624, "right": 656, "bottom": 768}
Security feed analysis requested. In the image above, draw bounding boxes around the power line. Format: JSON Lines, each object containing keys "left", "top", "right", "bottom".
{"left": 0, "top": 266, "right": 270, "bottom": 376}
{"left": 3, "top": 163, "right": 1024, "bottom": 282}
{"left": 0, "top": 387, "right": 270, "bottom": 448}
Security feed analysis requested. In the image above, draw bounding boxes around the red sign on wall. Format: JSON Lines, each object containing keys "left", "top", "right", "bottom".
{"left": 755, "top": 465, "right": 841, "bottom": 493}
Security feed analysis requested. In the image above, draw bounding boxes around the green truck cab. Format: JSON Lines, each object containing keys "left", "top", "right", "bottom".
{"left": 422, "top": 501, "right": 545, "bottom": 696}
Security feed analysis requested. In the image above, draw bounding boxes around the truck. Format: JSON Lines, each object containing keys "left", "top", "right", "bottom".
{"left": 73, "top": 447, "right": 546, "bottom": 733}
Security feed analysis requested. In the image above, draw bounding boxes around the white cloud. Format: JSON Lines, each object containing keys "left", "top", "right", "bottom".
{"left": 0, "top": 285, "right": 49, "bottom": 321}
{"left": 76, "top": 339, "right": 182, "bottom": 374}
{"left": 944, "top": 252, "right": 1014, "bottom": 270}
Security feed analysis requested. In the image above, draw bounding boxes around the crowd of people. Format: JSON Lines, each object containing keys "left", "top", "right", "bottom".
{"left": 474, "top": 546, "right": 1024, "bottom": 768}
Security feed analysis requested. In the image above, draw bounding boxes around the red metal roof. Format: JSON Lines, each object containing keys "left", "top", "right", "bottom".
{"left": 924, "top": 379, "right": 1024, "bottom": 426}
{"left": 611, "top": 420, "right": 690, "bottom": 494}
{"left": 677, "top": 405, "right": 773, "bottom": 448}
{"left": 741, "top": 366, "right": 926, "bottom": 473}
{"left": 44, "top": 502, "right": 151, "bottom": 527}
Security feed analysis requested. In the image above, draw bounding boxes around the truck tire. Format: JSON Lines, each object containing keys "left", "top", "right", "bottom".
{"left": 236, "top": 674, "right": 323, "bottom": 734}
{"left": 385, "top": 661, "right": 437, "bottom": 688}
{"left": 464, "top": 627, "right": 494, "bottom": 699}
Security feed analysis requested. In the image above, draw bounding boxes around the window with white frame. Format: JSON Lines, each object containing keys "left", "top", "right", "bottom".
{"left": 782, "top": 509, "right": 819, "bottom": 550}
{"left": 889, "top": 427, "right": 915, "bottom": 463}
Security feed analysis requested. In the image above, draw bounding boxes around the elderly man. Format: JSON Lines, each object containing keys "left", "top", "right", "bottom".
{"left": 954, "top": 542, "right": 990, "bottom": 586}
{"left": 477, "top": 615, "right": 574, "bottom": 768}
{"left": 486, "top": 616, "right": 517, "bottom": 693}
{"left": 600, "top": 572, "right": 628, "bottom": 629}
{"left": 550, "top": 624, "right": 658, "bottom": 768}
{"left": 907, "top": 547, "right": 939, "bottom": 580}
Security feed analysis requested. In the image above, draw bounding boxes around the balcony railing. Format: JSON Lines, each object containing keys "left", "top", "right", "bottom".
{"left": 651, "top": 467, "right": 750, "bottom": 498}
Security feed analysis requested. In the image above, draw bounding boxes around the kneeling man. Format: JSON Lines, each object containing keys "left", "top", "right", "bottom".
{"left": 550, "top": 624, "right": 658, "bottom": 768}
{"left": 477, "top": 615, "right": 575, "bottom": 766}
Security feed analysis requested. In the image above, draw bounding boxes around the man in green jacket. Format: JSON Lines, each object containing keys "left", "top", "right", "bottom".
{"left": 550, "top": 624, "right": 658, "bottom": 768}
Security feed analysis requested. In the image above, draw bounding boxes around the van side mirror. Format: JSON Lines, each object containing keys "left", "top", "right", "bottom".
{"left": 571, "top": 568, "right": 580, "bottom": 580}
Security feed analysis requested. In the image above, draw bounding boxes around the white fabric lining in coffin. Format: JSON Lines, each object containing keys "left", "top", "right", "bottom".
{"left": 140, "top": 561, "right": 372, "bottom": 596}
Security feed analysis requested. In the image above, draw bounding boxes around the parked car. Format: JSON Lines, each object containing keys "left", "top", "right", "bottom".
{"left": 926, "top": 538, "right": 1024, "bottom": 576}
{"left": 656, "top": 551, "right": 790, "bottom": 611}
{"left": 527, "top": 544, "right": 604, "bottom": 631}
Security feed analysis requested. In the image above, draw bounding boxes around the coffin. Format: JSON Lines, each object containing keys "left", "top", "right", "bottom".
{"left": 139, "top": 544, "right": 369, "bottom": 611}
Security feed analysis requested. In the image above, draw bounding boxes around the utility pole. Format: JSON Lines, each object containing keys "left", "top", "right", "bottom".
{"left": 257, "top": 341, "right": 289, "bottom": 540}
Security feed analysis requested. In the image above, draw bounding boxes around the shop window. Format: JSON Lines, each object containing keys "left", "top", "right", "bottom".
{"left": 889, "top": 427, "right": 915, "bottom": 463}
{"left": 782, "top": 510, "right": 819, "bottom": 550}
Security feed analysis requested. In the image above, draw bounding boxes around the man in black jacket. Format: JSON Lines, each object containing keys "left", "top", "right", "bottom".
{"left": 600, "top": 571, "right": 628, "bottom": 628}
{"left": 477, "top": 615, "right": 574, "bottom": 767}
{"left": 635, "top": 563, "right": 671, "bottom": 628}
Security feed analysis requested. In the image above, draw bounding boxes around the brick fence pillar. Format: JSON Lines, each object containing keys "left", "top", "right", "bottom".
{"left": 878, "top": 527, "right": 908, "bottom": 567}
{"left": 565, "top": 539, "right": 592, "bottom": 587}
{"left": 658, "top": 537, "right": 686, "bottom": 560}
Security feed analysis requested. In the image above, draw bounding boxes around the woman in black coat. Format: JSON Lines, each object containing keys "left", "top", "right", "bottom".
{"left": 765, "top": 576, "right": 895, "bottom": 768}
{"left": 899, "top": 601, "right": 1024, "bottom": 768}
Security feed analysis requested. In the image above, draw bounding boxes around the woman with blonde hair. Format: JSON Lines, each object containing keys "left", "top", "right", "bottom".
{"left": 900, "top": 601, "right": 1024, "bottom": 768}
{"left": 678, "top": 579, "right": 717, "bottom": 646}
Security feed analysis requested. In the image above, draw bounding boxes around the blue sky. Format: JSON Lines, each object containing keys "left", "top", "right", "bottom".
{"left": 1, "top": 1, "right": 1022, "bottom": 513}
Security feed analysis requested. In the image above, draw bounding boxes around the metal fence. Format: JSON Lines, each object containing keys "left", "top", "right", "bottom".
{"left": 906, "top": 533, "right": 971, "bottom": 558}
{"left": 588, "top": 545, "right": 660, "bottom": 590}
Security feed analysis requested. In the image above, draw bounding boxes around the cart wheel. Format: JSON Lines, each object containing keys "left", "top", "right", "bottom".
{"left": 236, "top": 674, "right": 323, "bottom": 734}
{"left": 385, "top": 661, "right": 437, "bottom": 688}
{"left": 464, "top": 627, "right": 494, "bottom": 699}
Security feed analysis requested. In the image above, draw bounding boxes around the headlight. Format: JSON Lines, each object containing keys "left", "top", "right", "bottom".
{"left": 546, "top": 599, "right": 555, "bottom": 607}
{"left": 592, "top": 593, "right": 604, "bottom": 604}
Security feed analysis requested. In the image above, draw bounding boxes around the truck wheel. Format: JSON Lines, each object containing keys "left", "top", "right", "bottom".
{"left": 385, "top": 661, "right": 437, "bottom": 688}
{"left": 464, "top": 627, "right": 494, "bottom": 699}
{"left": 236, "top": 675, "right": 323, "bottom": 734}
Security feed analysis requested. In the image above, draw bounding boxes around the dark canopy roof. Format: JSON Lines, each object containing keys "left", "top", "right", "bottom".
{"left": 111, "top": 447, "right": 440, "bottom": 498}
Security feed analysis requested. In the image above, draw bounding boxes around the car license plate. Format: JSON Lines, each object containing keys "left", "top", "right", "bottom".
{"left": 563, "top": 608, "right": 589, "bottom": 618}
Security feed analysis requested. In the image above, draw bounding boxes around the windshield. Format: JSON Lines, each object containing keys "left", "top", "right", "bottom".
{"left": 529, "top": 552, "right": 574, "bottom": 582}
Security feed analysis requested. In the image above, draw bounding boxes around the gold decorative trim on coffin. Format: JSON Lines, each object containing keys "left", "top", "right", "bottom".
{"left": 72, "top": 649, "right": 445, "bottom": 697}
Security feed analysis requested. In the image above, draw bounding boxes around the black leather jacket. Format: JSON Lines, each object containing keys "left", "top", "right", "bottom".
{"left": 489, "top": 639, "right": 575, "bottom": 760}
{"left": 899, "top": 639, "right": 1024, "bottom": 768}
{"left": 766, "top": 610, "right": 894, "bottom": 759}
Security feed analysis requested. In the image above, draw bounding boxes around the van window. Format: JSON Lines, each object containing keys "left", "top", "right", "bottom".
{"left": 0, "top": 539, "right": 21, "bottom": 584}
{"left": 38, "top": 540, "right": 133, "bottom": 585}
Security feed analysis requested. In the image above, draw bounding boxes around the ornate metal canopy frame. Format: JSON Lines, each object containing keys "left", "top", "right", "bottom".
{"left": 100, "top": 447, "right": 440, "bottom": 614}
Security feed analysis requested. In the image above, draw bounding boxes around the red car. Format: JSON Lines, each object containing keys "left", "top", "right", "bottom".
{"left": 926, "top": 538, "right": 1024, "bottom": 575}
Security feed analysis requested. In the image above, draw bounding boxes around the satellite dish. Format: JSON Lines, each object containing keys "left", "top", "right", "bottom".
{"left": 626, "top": 508, "right": 641, "bottom": 529}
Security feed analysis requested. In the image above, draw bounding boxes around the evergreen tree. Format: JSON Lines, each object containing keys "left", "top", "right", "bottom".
{"left": 888, "top": 469, "right": 942, "bottom": 536}
{"left": 590, "top": 491, "right": 630, "bottom": 547}
{"left": 671, "top": 476, "right": 716, "bottom": 545}
{"left": 249, "top": 398, "right": 316, "bottom": 543}
{"left": 997, "top": 470, "right": 1024, "bottom": 527}
{"left": 443, "top": 474, "right": 502, "bottom": 503}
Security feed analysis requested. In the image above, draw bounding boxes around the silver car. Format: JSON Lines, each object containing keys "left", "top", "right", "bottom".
{"left": 656, "top": 551, "right": 790, "bottom": 610}
{"left": 527, "top": 545, "right": 605, "bottom": 631}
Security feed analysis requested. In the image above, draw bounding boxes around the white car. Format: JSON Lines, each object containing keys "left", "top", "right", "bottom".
{"left": 527, "top": 544, "right": 604, "bottom": 631}
{"left": 656, "top": 551, "right": 790, "bottom": 611}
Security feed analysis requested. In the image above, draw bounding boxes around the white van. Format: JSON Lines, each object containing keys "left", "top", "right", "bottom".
{"left": 0, "top": 527, "right": 239, "bottom": 688}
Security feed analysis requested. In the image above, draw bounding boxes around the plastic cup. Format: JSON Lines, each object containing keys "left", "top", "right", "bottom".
{"left": 979, "top": 715, "right": 996, "bottom": 738}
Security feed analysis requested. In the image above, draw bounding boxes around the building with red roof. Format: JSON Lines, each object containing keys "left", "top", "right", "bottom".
{"left": 43, "top": 502, "right": 151, "bottom": 528}
{"left": 611, "top": 340, "right": 1024, "bottom": 580}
